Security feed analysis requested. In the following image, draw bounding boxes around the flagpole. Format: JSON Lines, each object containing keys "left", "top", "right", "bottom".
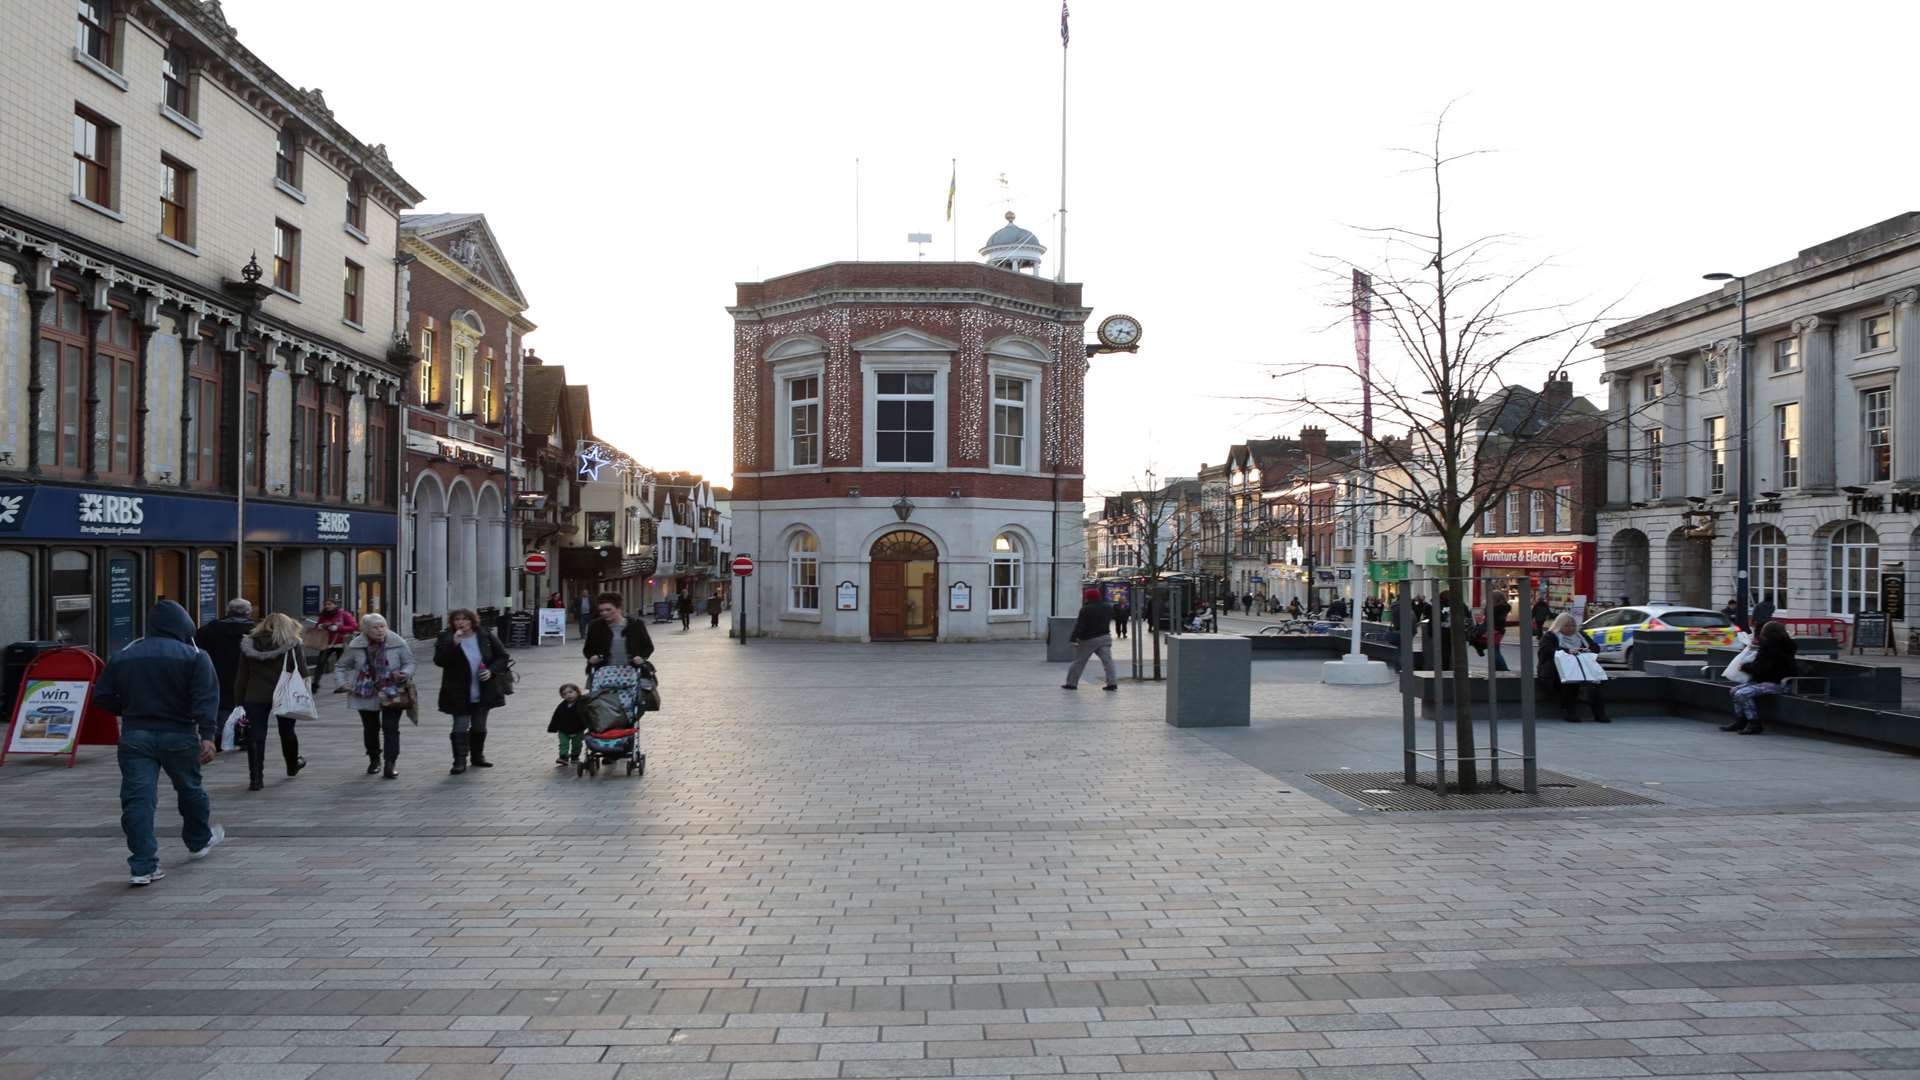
{"left": 1056, "top": 7, "right": 1068, "bottom": 282}
{"left": 952, "top": 158, "right": 958, "bottom": 261}
{"left": 854, "top": 157, "right": 861, "bottom": 261}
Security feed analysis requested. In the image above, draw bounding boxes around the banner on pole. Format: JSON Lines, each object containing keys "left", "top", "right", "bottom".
{"left": 1352, "top": 269, "right": 1372, "bottom": 444}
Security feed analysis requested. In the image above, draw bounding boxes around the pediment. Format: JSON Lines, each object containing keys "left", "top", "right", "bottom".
{"left": 402, "top": 213, "right": 529, "bottom": 308}
{"left": 852, "top": 327, "right": 959, "bottom": 353}
{"left": 764, "top": 334, "right": 829, "bottom": 362}
{"left": 985, "top": 334, "right": 1054, "bottom": 364}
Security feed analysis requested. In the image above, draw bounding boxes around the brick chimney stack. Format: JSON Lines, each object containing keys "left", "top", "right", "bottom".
{"left": 1299, "top": 425, "right": 1328, "bottom": 457}
{"left": 1542, "top": 371, "right": 1573, "bottom": 411}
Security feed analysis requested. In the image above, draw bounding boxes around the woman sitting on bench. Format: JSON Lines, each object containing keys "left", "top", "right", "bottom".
{"left": 1724, "top": 620, "right": 1796, "bottom": 736}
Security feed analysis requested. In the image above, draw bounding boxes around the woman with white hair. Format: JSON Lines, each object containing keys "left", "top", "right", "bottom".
{"left": 334, "top": 612, "right": 416, "bottom": 779}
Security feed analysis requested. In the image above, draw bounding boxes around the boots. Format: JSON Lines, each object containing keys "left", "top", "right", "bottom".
{"left": 449, "top": 732, "right": 468, "bottom": 775}
{"left": 245, "top": 740, "right": 265, "bottom": 791}
{"left": 281, "top": 725, "right": 305, "bottom": 776}
{"left": 366, "top": 753, "right": 380, "bottom": 775}
{"left": 469, "top": 731, "right": 493, "bottom": 768}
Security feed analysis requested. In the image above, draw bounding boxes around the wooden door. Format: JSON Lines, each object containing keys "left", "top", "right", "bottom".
{"left": 920, "top": 569, "right": 939, "bottom": 639}
{"left": 871, "top": 560, "right": 905, "bottom": 639}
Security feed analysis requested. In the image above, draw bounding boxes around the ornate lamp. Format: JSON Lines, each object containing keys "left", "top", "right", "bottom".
{"left": 892, "top": 491, "right": 915, "bottom": 521}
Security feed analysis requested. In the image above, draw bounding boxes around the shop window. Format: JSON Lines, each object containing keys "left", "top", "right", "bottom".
{"left": 1750, "top": 525, "right": 1788, "bottom": 612}
{"left": 37, "top": 286, "right": 89, "bottom": 475}
{"left": 102, "top": 307, "right": 138, "bottom": 479}
{"left": 356, "top": 550, "right": 386, "bottom": 616}
{"left": 50, "top": 550, "right": 93, "bottom": 648}
{"left": 153, "top": 550, "right": 187, "bottom": 608}
{"left": 0, "top": 551, "right": 35, "bottom": 649}
{"left": 185, "top": 338, "right": 220, "bottom": 487}
{"left": 242, "top": 550, "right": 266, "bottom": 617}
{"left": 1827, "top": 522, "right": 1879, "bottom": 616}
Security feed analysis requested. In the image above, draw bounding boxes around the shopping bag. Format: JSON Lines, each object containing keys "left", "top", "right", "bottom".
{"left": 1723, "top": 647, "right": 1756, "bottom": 685}
{"left": 1576, "top": 653, "right": 1608, "bottom": 683}
{"left": 220, "top": 706, "right": 246, "bottom": 751}
{"left": 1553, "top": 650, "right": 1587, "bottom": 683}
{"left": 271, "top": 651, "right": 319, "bottom": 722}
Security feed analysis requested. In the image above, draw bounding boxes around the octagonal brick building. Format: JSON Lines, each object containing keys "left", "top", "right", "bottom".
{"left": 729, "top": 218, "right": 1089, "bottom": 641}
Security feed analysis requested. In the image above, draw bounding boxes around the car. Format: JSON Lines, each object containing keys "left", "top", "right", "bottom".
{"left": 1581, "top": 604, "right": 1740, "bottom": 666}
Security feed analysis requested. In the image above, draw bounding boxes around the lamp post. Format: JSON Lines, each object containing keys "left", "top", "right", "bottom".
{"left": 222, "top": 253, "right": 273, "bottom": 609}
{"left": 1704, "top": 271, "right": 1750, "bottom": 630}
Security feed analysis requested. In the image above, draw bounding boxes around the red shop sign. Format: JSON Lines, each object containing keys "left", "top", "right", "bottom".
{"left": 1473, "top": 545, "right": 1580, "bottom": 570}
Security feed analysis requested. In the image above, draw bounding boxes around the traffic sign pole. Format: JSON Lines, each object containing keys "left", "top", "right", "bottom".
{"left": 732, "top": 555, "right": 754, "bottom": 646}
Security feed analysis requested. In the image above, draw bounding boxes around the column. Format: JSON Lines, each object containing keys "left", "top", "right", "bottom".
{"left": 24, "top": 282, "right": 50, "bottom": 475}
{"left": 1892, "top": 289, "right": 1920, "bottom": 486}
{"left": 178, "top": 313, "right": 199, "bottom": 488}
{"left": 133, "top": 295, "right": 158, "bottom": 483}
{"left": 1796, "top": 315, "right": 1836, "bottom": 493}
{"left": 83, "top": 280, "right": 108, "bottom": 481}
{"left": 1601, "top": 371, "right": 1628, "bottom": 506}
{"left": 424, "top": 512, "right": 449, "bottom": 616}
{"left": 1659, "top": 356, "right": 1690, "bottom": 503}
{"left": 458, "top": 514, "right": 480, "bottom": 610}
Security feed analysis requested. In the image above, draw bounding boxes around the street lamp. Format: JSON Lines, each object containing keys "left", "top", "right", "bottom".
{"left": 1703, "top": 271, "right": 1750, "bottom": 630}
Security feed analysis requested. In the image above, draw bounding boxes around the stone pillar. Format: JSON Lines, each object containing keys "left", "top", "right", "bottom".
{"left": 24, "top": 283, "right": 51, "bottom": 476}
{"left": 1892, "top": 289, "right": 1920, "bottom": 486}
{"left": 178, "top": 313, "right": 199, "bottom": 488}
{"left": 458, "top": 514, "right": 480, "bottom": 610}
{"left": 1602, "top": 371, "right": 1628, "bottom": 506}
{"left": 424, "top": 512, "right": 448, "bottom": 617}
{"left": 1659, "top": 356, "right": 1690, "bottom": 503}
{"left": 1796, "top": 315, "right": 1837, "bottom": 493}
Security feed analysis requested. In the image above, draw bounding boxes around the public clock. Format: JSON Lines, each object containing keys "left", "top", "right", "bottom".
{"left": 1097, "top": 314, "right": 1142, "bottom": 348}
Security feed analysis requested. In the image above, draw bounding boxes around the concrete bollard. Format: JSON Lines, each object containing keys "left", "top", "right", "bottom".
{"left": 1166, "top": 633, "right": 1250, "bottom": 727}
{"left": 1046, "top": 616, "right": 1077, "bottom": 662}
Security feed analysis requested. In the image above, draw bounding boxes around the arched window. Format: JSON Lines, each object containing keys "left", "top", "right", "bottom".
{"left": 788, "top": 531, "right": 820, "bottom": 612}
{"left": 1749, "top": 525, "right": 1788, "bottom": 610}
{"left": 1827, "top": 522, "right": 1879, "bottom": 615}
{"left": 990, "top": 534, "right": 1022, "bottom": 613}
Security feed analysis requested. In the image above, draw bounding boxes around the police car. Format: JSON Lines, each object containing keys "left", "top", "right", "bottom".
{"left": 1581, "top": 604, "right": 1741, "bottom": 665}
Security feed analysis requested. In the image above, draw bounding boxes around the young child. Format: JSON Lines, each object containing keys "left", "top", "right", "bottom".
{"left": 548, "top": 683, "right": 586, "bottom": 765}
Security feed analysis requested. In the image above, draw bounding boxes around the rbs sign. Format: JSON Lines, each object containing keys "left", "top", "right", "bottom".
{"left": 77, "top": 493, "right": 145, "bottom": 536}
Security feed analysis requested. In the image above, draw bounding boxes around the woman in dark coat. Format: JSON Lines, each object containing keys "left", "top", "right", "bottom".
{"left": 1724, "top": 620, "right": 1796, "bottom": 735}
{"left": 433, "top": 607, "right": 509, "bottom": 774}
{"left": 233, "top": 612, "right": 309, "bottom": 790}
{"left": 1538, "top": 612, "right": 1611, "bottom": 723}
{"left": 583, "top": 592, "right": 656, "bottom": 717}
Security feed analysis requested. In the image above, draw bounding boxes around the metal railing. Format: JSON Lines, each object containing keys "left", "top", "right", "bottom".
{"left": 1396, "top": 574, "right": 1538, "bottom": 795}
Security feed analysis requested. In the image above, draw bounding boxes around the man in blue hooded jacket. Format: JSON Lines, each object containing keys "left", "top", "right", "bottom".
{"left": 94, "top": 599, "right": 225, "bottom": 886}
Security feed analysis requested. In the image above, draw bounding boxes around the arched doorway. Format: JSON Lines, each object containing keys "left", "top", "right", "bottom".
{"left": 1665, "top": 526, "right": 1711, "bottom": 608}
{"left": 1611, "top": 528, "right": 1649, "bottom": 606}
{"left": 870, "top": 530, "right": 938, "bottom": 640}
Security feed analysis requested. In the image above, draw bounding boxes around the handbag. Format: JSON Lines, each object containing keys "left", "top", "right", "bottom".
{"left": 1723, "top": 646, "right": 1756, "bottom": 685}
{"left": 491, "top": 640, "right": 516, "bottom": 696}
{"left": 1575, "top": 652, "right": 1608, "bottom": 682}
{"left": 1553, "top": 650, "right": 1588, "bottom": 684}
{"left": 271, "top": 650, "right": 319, "bottom": 722}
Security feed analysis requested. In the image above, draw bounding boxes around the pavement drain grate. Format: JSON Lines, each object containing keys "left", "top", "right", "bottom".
{"left": 1306, "top": 769, "right": 1661, "bottom": 812}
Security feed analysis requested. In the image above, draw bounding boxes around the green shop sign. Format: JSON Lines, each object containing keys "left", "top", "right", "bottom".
{"left": 1367, "top": 560, "right": 1409, "bottom": 582}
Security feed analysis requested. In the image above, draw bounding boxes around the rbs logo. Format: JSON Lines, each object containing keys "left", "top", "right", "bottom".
{"left": 78, "top": 493, "right": 144, "bottom": 525}
{"left": 317, "top": 511, "right": 350, "bottom": 538}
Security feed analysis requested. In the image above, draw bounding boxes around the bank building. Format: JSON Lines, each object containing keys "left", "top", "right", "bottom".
{"left": 729, "top": 215, "right": 1123, "bottom": 641}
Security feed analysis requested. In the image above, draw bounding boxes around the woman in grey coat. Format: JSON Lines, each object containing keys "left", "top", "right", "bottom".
{"left": 333, "top": 613, "right": 416, "bottom": 779}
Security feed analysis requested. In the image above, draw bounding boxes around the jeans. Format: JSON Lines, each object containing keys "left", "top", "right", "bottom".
{"left": 1065, "top": 634, "right": 1118, "bottom": 688}
{"left": 359, "top": 707, "right": 403, "bottom": 763}
{"left": 1491, "top": 632, "right": 1511, "bottom": 671}
{"left": 242, "top": 701, "right": 301, "bottom": 774}
{"left": 118, "top": 727, "right": 212, "bottom": 876}
{"left": 450, "top": 705, "right": 491, "bottom": 737}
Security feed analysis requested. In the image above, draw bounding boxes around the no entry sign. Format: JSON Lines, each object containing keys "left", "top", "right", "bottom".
{"left": 732, "top": 555, "right": 755, "bottom": 577}
{"left": 522, "top": 552, "right": 548, "bottom": 574}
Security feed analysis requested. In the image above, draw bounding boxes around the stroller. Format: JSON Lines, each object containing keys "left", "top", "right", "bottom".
{"left": 576, "top": 664, "right": 657, "bottom": 778}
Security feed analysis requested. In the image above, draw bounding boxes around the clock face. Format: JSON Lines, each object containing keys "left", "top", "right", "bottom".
{"left": 1099, "top": 314, "right": 1142, "bottom": 347}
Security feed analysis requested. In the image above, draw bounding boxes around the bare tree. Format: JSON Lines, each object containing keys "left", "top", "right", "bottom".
{"left": 1095, "top": 472, "right": 1205, "bottom": 678}
{"left": 1258, "top": 112, "right": 1624, "bottom": 787}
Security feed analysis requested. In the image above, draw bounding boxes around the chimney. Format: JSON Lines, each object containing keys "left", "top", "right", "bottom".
{"left": 524, "top": 348, "right": 542, "bottom": 366}
{"left": 1542, "top": 371, "right": 1573, "bottom": 411}
{"left": 1299, "top": 425, "right": 1328, "bottom": 457}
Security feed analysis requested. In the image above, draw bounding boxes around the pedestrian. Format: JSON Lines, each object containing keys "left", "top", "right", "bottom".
{"left": 1538, "top": 612, "right": 1611, "bottom": 724}
{"left": 584, "top": 592, "right": 656, "bottom": 717}
{"left": 576, "top": 592, "right": 594, "bottom": 638}
{"left": 313, "top": 598, "right": 358, "bottom": 691}
{"left": 194, "top": 598, "right": 253, "bottom": 745}
{"left": 1720, "top": 597, "right": 1739, "bottom": 624}
{"left": 333, "top": 612, "right": 415, "bottom": 780}
{"left": 1242, "top": 591, "right": 1254, "bottom": 615}
{"left": 1723, "top": 620, "right": 1796, "bottom": 735}
{"left": 1287, "top": 596, "right": 1302, "bottom": 620}
{"left": 1491, "top": 591, "right": 1513, "bottom": 672}
{"left": 1751, "top": 595, "right": 1776, "bottom": 634}
{"left": 549, "top": 683, "right": 587, "bottom": 766}
{"left": 1437, "top": 589, "right": 1456, "bottom": 671}
{"left": 1062, "top": 586, "right": 1118, "bottom": 691}
{"left": 95, "top": 600, "right": 224, "bottom": 887}
{"left": 1113, "top": 596, "right": 1130, "bottom": 639}
{"left": 676, "top": 590, "right": 694, "bottom": 631}
{"left": 1530, "top": 594, "right": 1551, "bottom": 635}
{"left": 434, "top": 608, "right": 509, "bottom": 774}
{"left": 233, "top": 612, "right": 309, "bottom": 792}
{"left": 1618, "top": 594, "right": 1630, "bottom": 610}
{"left": 706, "top": 592, "right": 722, "bottom": 628}
{"left": 549, "top": 592, "right": 563, "bottom": 609}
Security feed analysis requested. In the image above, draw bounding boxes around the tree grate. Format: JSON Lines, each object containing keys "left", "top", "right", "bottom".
{"left": 1305, "top": 769, "right": 1661, "bottom": 812}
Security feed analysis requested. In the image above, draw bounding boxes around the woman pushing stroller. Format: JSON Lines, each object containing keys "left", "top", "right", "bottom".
{"left": 583, "top": 593, "right": 655, "bottom": 711}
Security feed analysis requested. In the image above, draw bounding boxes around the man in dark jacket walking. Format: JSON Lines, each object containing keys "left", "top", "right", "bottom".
{"left": 1062, "top": 587, "right": 1119, "bottom": 691}
{"left": 194, "top": 598, "right": 253, "bottom": 728}
{"left": 706, "top": 592, "right": 723, "bottom": 628}
{"left": 676, "top": 590, "right": 694, "bottom": 631}
{"left": 95, "top": 600, "right": 224, "bottom": 886}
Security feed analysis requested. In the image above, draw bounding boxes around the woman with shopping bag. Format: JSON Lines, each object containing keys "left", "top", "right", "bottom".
{"left": 233, "top": 612, "right": 313, "bottom": 790}
{"left": 333, "top": 613, "right": 416, "bottom": 779}
{"left": 1722, "top": 620, "right": 1796, "bottom": 735}
{"left": 1537, "top": 612, "right": 1612, "bottom": 724}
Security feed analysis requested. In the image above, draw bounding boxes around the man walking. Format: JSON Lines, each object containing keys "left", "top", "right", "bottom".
{"left": 194, "top": 598, "right": 253, "bottom": 744}
{"left": 1751, "top": 594, "right": 1776, "bottom": 633}
{"left": 95, "top": 599, "right": 224, "bottom": 887}
{"left": 1062, "top": 587, "right": 1119, "bottom": 691}
{"left": 575, "top": 592, "right": 594, "bottom": 639}
{"left": 706, "top": 592, "right": 723, "bottom": 628}
{"left": 676, "top": 590, "right": 694, "bottom": 631}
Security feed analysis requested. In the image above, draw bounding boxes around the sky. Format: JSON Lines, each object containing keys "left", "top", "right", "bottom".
{"left": 229, "top": 0, "right": 1920, "bottom": 497}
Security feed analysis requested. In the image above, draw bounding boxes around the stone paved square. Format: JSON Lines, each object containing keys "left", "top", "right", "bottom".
{"left": 1, "top": 631, "right": 1916, "bottom": 1078}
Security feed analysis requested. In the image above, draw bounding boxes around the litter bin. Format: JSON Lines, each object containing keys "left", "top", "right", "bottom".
{"left": 411, "top": 614, "right": 442, "bottom": 640}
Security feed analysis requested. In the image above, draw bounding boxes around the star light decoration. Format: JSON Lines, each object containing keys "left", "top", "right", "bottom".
{"left": 576, "top": 441, "right": 654, "bottom": 484}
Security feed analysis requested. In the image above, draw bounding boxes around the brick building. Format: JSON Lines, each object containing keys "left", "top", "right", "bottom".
{"left": 397, "top": 213, "right": 530, "bottom": 630}
{"left": 1468, "top": 373, "right": 1606, "bottom": 613}
{"left": 728, "top": 216, "right": 1091, "bottom": 641}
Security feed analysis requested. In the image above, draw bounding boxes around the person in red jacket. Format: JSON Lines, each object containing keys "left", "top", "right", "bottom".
{"left": 313, "top": 599, "right": 358, "bottom": 690}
